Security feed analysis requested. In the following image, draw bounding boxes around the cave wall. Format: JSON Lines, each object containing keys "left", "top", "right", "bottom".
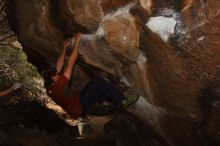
{"left": 4, "top": 0, "right": 220, "bottom": 145}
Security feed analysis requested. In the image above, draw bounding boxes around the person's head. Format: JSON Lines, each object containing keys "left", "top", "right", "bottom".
{"left": 42, "top": 66, "right": 57, "bottom": 88}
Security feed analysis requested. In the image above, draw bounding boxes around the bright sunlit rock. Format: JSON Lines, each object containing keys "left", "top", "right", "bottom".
{"left": 146, "top": 16, "right": 177, "bottom": 42}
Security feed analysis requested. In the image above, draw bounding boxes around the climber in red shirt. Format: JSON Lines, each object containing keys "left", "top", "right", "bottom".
{"left": 42, "top": 33, "right": 138, "bottom": 119}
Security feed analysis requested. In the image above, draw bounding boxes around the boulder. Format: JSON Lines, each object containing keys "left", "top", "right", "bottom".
{"left": 4, "top": 0, "right": 220, "bottom": 145}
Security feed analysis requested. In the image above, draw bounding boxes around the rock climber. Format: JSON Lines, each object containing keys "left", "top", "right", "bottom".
{"left": 42, "top": 33, "right": 138, "bottom": 120}
{"left": 0, "top": 83, "right": 22, "bottom": 97}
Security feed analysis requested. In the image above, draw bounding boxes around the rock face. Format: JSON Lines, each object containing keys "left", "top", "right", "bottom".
{"left": 0, "top": 0, "right": 14, "bottom": 41}
{"left": 4, "top": 0, "right": 220, "bottom": 145}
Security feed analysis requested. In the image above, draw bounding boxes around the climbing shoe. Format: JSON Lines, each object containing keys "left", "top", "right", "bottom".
{"left": 77, "top": 116, "right": 93, "bottom": 136}
{"left": 122, "top": 93, "right": 139, "bottom": 108}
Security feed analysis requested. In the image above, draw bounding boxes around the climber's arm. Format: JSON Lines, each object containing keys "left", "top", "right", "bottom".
{"left": 0, "top": 87, "right": 13, "bottom": 97}
{"left": 56, "top": 42, "right": 68, "bottom": 74}
{"left": 0, "top": 83, "right": 22, "bottom": 97}
{"left": 63, "top": 33, "right": 81, "bottom": 80}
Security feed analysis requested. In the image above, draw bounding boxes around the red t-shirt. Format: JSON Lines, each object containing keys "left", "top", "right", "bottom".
{"left": 46, "top": 75, "right": 82, "bottom": 119}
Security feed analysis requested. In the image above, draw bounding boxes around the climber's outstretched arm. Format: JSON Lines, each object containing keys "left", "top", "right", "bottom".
{"left": 56, "top": 41, "right": 68, "bottom": 74}
{"left": 64, "top": 33, "right": 81, "bottom": 80}
{"left": 0, "top": 87, "right": 13, "bottom": 97}
{"left": 0, "top": 83, "right": 22, "bottom": 97}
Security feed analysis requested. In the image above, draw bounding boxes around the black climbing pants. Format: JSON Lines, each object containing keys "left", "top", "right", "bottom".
{"left": 80, "top": 78, "right": 125, "bottom": 114}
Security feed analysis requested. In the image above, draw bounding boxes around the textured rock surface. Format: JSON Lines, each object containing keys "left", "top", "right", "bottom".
{"left": 3, "top": 0, "right": 220, "bottom": 145}
{"left": 0, "top": 0, "right": 14, "bottom": 42}
{"left": 104, "top": 110, "right": 169, "bottom": 146}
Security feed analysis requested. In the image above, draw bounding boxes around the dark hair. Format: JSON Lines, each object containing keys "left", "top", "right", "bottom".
{"left": 42, "top": 66, "right": 57, "bottom": 87}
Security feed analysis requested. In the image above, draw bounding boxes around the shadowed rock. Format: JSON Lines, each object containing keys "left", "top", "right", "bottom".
{"left": 3, "top": 0, "right": 220, "bottom": 145}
